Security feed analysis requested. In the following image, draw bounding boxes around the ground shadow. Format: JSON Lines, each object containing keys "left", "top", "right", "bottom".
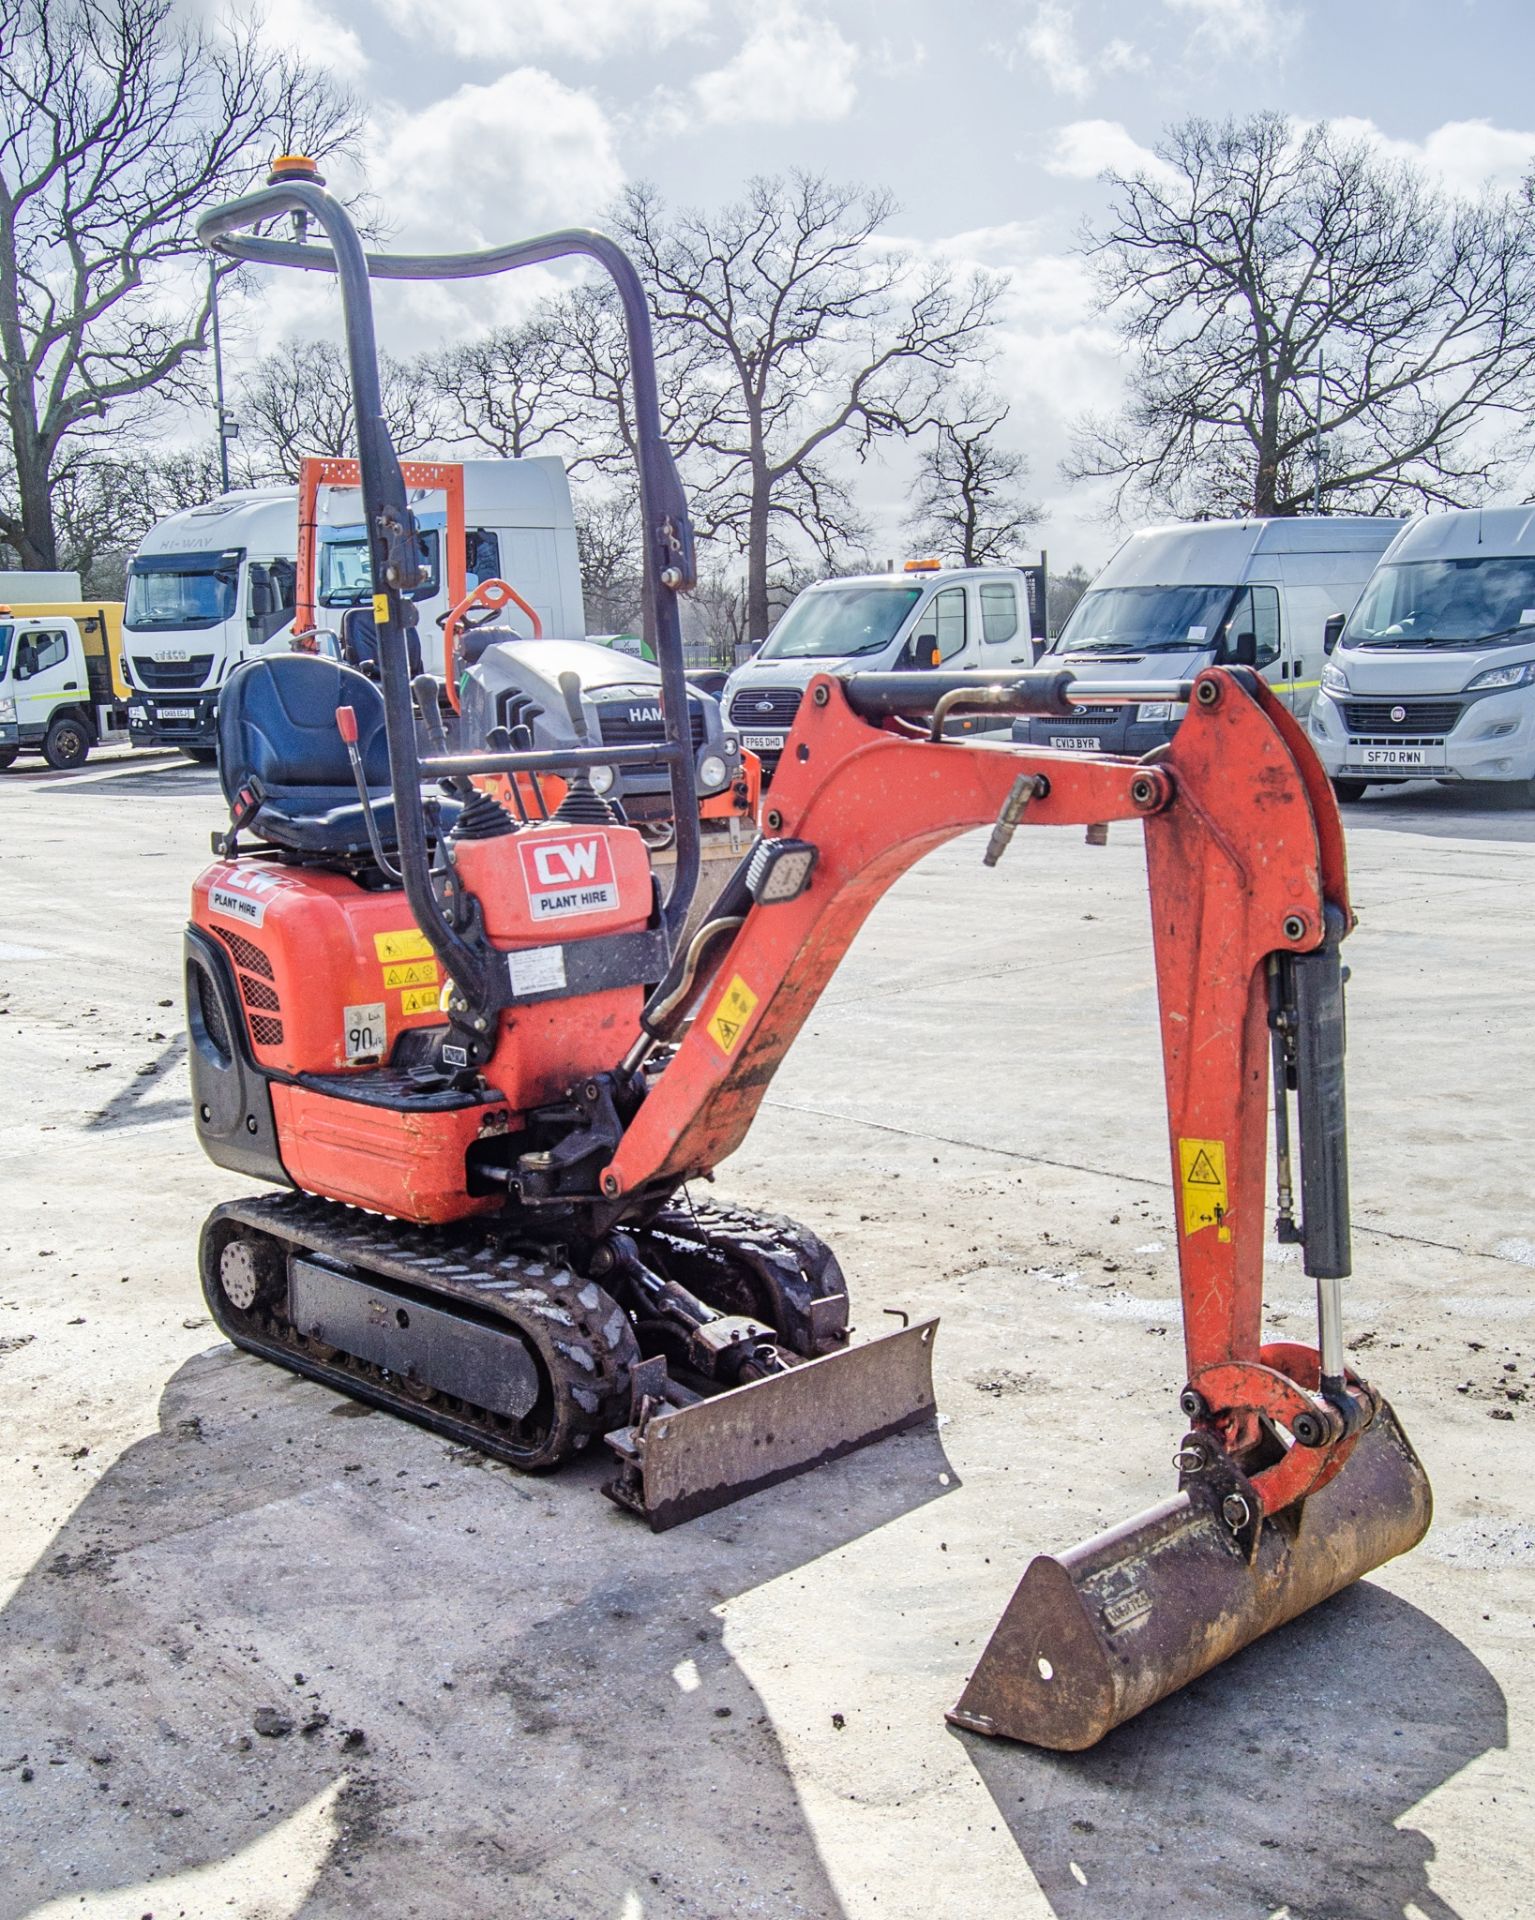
{"left": 0, "top": 1347, "right": 957, "bottom": 1919}
{"left": 1339, "top": 780, "right": 1535, "bottom": 844}
{"left": 961, "top": 1581, "right": 1505, "bottom": 1920}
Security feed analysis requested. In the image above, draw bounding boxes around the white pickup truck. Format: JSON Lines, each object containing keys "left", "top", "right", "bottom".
{"left": 0, "top": 573, "right": 129, "bottom": 770}
{"left": 721, "top": 562, "right": 1047, "bottom": 781}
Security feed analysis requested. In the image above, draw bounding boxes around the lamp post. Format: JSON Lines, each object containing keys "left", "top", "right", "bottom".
{"left": 209, "top": 260, "right": 235, "bottom": 492}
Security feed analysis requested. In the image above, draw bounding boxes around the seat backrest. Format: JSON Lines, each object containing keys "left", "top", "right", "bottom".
{"left": 219, "top": 653, "right": 391, "bottom": 805}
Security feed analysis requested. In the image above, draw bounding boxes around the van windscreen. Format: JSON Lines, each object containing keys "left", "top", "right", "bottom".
{"left": 758, "top": 585, "right": 922, "bottom": 660}
{"left": 1053, "top": 585, "right": 1236, "bottom": 655}
{"left": 1344, "top": 557, "right": 1535, "bottom": 647}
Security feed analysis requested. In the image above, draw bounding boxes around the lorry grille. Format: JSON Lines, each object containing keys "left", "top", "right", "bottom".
{"left": 132, "top": 654, "right": 213, "bottom": 689}
{"left": 594, "top": 701, "right": 708, "bottom": 749}
{"left": 1341, "top": 698, "right": 1463, "bottom": 735}
{"left": 729, "top": 686, "right": 803, "bottom": 728}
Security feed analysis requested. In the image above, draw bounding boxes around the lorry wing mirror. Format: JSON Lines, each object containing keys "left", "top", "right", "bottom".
{"left": 248, "top": 565, "right": 277, "bottom": 619}
{"left": 901, "top": 632, "right": 939, "bottom": 670}
{"left": 1323, "top": 613, "right": 1345, "bottom": 655}
{"left": 1232, "top": 629, "right": 1258, "bottom": 668}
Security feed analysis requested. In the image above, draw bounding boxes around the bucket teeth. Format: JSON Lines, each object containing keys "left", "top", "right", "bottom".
{"left": 604, "top": 1319, "right": 939, "bottom": 1530}
{"left": 948, "top": 1394, "right": 1431, "bottom": 1750}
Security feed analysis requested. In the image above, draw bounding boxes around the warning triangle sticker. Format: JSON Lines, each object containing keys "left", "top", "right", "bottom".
{"left": 1185, "top": 1148, "right": 1222, "bottom": 1187}
{"left": 715, "top": 1019, "right": 740, "bottom": 1045}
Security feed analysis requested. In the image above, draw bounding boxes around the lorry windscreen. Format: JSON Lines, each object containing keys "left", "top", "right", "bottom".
{"left": 320, "top": 530, "right": 440, "bottom": 606}
{"left": 757, "top": 585, "right": 923, "bottom": 660}
{"left": 0, "top": 623, "right": 10, "bottom": 678}
{"left": 1053, "top": 585, "right": 1236, "bottom": 655}
{"left": 125, "top": 554, "right": 238, "bottom": 631}
{"left": 1343, "top": 556, "right": 1535, "bottom": 648}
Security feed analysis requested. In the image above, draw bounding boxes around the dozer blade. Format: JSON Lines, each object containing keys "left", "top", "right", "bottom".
{"left": 605, "top": 1319, "right": 938, "bottom": 1531}
{"left": 947, "top": 1395, "right": 1431, "bottom": 1751}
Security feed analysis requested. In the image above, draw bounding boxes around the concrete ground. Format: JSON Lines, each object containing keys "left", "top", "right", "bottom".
{"left": 0, "top": 751, "right": 1530, "bottom": 1920}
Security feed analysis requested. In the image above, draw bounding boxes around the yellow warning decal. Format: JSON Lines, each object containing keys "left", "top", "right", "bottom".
{"left": 372, "top": 592, "right": 391, "bottom": 625}
{"left": 383, "top": 958, "right": 439, "bottom": 990}
{"left": 1178, "top": 1138, "right": 1230, "bottom": 1239}
{"left": 374, "top": 928, "right": 433, "bottom": 964}
{"left": 400, "top": 985, "right": 439, "bottom": 1016}
{"left": 706, "top": 974, "right": 759, "bottom": 1056}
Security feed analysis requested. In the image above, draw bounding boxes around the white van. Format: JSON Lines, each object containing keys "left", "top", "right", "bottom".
{"left": 721, "top": 564, "right": 1043, "bottom": 780}
{"left": 1309, "top": 506, "right": 1535, "bottom": 797}
{"left": 1014, "top": 517, "right": 1401, "bottom": 757}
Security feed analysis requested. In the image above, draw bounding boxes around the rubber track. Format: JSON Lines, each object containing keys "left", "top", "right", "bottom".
{"left": 202, "top": 1191, "right": 637, "bottom": 1470}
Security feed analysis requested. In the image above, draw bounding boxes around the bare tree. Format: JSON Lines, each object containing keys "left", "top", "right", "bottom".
{"left": 39, "top": 440, "right": 236, "bottom": 593}
{"left": 0, "top": 0, "right": 358, "bottom": 569}
{"left": 1067, "top": 113, "right": 1535, "bottom": 519}
{"left": 618, "top": 174, "right": 1003, "bottom": 638}
{"left": 238, "top": 339, "right": 442, "bottom": 478}
{"left": 906, "top": 386, "right": 1040, "bottom": 564}
{"left": 574, "top": 489, "right": 644, "bottom": 635}
{"left": 425, "top": 316, "right": 587, "bottom": 462}
{"left": 1046, "top": 562, "right": 1092, "bottom": 637}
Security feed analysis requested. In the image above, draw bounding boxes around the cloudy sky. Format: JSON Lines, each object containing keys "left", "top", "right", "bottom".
{"left": 220, "top": 0, "right": 1535, "bottom": 571}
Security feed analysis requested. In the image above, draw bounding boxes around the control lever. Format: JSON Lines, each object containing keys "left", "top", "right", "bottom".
{"left": 412, "top": 673, "right": 476, "bottom": 802}
{"left": 335, "top": 705, "right": 402, "bottom": 879}
{"left": 558, "top": 669, "right": 591, "bottom": 741}
{"left": 510, "top": 721, "right": 550, "bottom": 818}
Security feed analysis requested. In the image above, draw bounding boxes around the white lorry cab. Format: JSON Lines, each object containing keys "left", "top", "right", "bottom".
{"left": 1309, "top": 506, "right": 1535, "bottom": 798}
{"left": 123, "top": 489, "right": 298, "bottom": 760}
{"left": 309, "top": 456, "right": 583, "bottom": 677}
{"left": 721, "top": 563, "right": 1045, "bottom": 781}
{"left": 1014, "top": 517, "right": 1401, "bottom": 759}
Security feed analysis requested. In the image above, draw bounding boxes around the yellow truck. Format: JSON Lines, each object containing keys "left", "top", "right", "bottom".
{"left": 0, "top": 573, "right": 129, "bottom": 770}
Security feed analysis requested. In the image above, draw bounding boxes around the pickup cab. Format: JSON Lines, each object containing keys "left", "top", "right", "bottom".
{"left": 0, "top": 602, "right": 129, "bottom": 769}
{"left": 721, "top": 563, "right": 1046, "bottom": 781}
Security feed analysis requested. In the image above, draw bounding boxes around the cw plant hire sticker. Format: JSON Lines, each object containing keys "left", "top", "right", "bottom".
{"left": 707, "top": 975, "right": 759, "bottom": 1056}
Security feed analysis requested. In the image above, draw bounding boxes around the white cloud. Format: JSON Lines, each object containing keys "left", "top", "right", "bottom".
{"left": 375, "top": 0, "right": 708, "bottom": 63}
{"left": 1046, "top": 119, "right": 1173, "bottom": 183}
{"left": 1011, "top": 4, "right": 1145, "bottom": 101}
{"left": 1330, "top": 116, "right": 1535, "bottom": 198}
{"left": 1163, "top": 0, "right": 1301, "bottom": 59}
{"left": 210, "top": 0, "right": 366, "bottom": 71}
{"left": 692, "top": 4, "right": 859, "bottom": 125}
{"left": 371, "top": 69, "right": 624, "bottom": 237}
{"left": 1023, "top": 1, "right": 1092, "bottom": 99}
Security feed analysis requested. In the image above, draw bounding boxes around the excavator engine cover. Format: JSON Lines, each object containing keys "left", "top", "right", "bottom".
{"left": 948, "top": 1396, "right": 1431, "bottom": 1750}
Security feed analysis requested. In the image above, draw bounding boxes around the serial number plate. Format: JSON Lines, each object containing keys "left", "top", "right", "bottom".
{"left": 1049, "top": 735, "right": 1104, "bottom": 751}
{"left": 156, "top": 707, "right": 198, "bottom": 720}
{"left": 740, "top": 731, "right": 785, "bottom": 751}
{"left": 1358, "top": 747, "right": 1438, "bottom": 769}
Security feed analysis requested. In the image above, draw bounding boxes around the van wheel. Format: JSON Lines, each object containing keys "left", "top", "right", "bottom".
{"left": 1330, "top": 778, "right": 1366, "bottom": 804}
{"left": 183, "top": 746, "right": 218, "bottom": 766}
{"left": 42, "top": 715, "right": 91, "bottom": 770}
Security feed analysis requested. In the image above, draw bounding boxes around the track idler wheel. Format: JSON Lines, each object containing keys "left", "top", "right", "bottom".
{"left": 947, "top": 1391, "right": 1432, "bottom": 1750}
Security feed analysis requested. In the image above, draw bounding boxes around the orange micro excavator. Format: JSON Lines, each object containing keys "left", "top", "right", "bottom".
{"left": 184, "top": 159, "right": 1429, "bottom": 1749}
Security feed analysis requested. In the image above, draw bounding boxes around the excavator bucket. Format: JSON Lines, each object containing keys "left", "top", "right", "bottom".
{"left": 947, "top": 1396, "right": 1430, "bottom": 1751}
{"left": 605, "top": 1319, "right": 938, "bottom": 1530}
